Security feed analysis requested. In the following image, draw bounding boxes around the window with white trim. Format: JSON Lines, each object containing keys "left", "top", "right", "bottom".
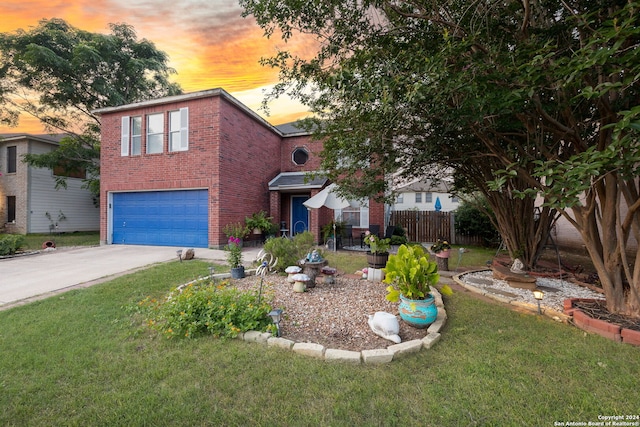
{"left": 396, "top": 194, "right": 404, "bottom": 204}
{"left": 337, "top": 201, "right": 369, "bottom": 229}
{"left": 425, "top": 192, "right": 433, "bottom": 203}
{"left": 121, "top": 116, "right": 142, "bottom": 156}
{"left": 415, "top": 192, "right": 422, "bottom": 203}
{"left": 147, "top": 113, "right": 164, "bottom": 154}
{"left": 131, "top": 116, "right": 142, "bottom": 155}
{"left": 169, "top": 108, "right": 189, "bottom": 152}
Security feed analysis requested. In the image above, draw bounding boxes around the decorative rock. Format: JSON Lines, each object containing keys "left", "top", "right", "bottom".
{"left": 510, "top": 258, "right": 525, "bottom": 273}
{"left": 182, "top": 248, "right": 195, "bottom": 260}
{"left": 361, "top": 348, "right": 394, "bottom": 364}
{"left": 325, "top": 349, "right": 362, "bottom": 363}
{"left": 292, "top": 342, "right": 325, "bottom": 358}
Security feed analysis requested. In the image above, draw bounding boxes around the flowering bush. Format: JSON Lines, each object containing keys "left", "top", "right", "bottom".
{"left": 227, "top": 236, "right": 243, "bottom": 268}
{"left": 430, "top": 238, "right": 452, "bottom": 254}
{"left": 134, "top": 280, "right": 276, "bottom": 339}
{"left": 364, "top": 231, "right": 391, "bottom": 254}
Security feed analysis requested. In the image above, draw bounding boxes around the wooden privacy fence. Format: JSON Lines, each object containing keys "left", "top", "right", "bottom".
{"left": 389, "top": 210, "right": 484, "bottom": 246}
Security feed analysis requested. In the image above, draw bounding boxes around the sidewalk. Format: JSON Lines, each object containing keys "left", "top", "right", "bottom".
{"left": 0, "top": 245, "right": 264, "bottom": 310}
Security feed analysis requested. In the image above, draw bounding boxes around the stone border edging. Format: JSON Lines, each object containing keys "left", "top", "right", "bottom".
{"left": 453, "top": 270, "right": 570, "bottom": 322}
{"left": 179, "top": 273, "right": 447, "bottom": 364}
{"left": 564, "top": 298, "right": 640, "bottom": 346}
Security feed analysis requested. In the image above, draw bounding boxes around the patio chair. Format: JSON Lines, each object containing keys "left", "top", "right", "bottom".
{"left": 341, "top": 224, "right": 353, "bottom": 247}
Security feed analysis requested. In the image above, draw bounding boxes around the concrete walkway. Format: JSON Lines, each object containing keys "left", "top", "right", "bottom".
{"left": 0, "top": 245, "right": 264, "bottom": 310}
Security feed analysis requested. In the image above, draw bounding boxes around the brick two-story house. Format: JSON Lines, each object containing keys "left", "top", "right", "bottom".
{"left": 95, "top": 88, "right": 384, "bottom": 248}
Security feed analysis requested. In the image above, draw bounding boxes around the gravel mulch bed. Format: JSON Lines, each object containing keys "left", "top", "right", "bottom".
{"left": 230, "top": 273, "right": 429, "bottom": 352}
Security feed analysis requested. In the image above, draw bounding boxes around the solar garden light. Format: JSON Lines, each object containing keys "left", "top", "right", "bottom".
{"left": 268, "top": 309, "right": 283, "bottom": 337}
{"left": 208, "top": 266, "right": 215, "bottom": 281}
{"left": 176, "top": 249, "right": 183, "bottom": 262}
{"left": 532, "top": 288, "right": 544, "bottom": 315}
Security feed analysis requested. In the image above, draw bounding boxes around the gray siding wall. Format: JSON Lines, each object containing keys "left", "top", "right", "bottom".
{"left": 27, "top": 141, "right": 99, "bottom": 233}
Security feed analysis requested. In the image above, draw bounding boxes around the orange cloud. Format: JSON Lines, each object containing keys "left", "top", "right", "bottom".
{"left": 0, "top": 0, "right": 317, "bottom": 133}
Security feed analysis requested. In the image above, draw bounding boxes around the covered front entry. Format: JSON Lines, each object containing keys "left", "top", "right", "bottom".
{"left": 111, "top": 189, "right": 209, "bottom": 247}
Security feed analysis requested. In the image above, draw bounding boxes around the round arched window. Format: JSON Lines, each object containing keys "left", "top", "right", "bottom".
{"left": 292, "top": 147, "right": 309, "bottom": 165}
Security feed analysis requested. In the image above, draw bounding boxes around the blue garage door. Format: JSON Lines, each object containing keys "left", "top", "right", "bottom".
{"left": 112, "top": 190, "right": 209, "bottom": 247}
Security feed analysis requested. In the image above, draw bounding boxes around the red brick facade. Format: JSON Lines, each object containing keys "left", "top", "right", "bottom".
{"left": 97, "top": 88, "right": 384, "bottom": 248}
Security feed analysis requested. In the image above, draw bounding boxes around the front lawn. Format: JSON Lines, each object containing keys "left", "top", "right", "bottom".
{"left": 0, "top": 258, "right": 636, "bottom": 425}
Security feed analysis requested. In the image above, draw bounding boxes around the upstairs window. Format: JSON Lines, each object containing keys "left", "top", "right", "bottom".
{"left": 131, "top": 116, "right": 142, "bottom": 155}
{"left": 147, "top": 113, "right": 164, "bottom": 154}
{"left": 292, "top": 147, "right": 308, "bottom": 165}
{"left": 7, "top": 146, "right": 17, "bottom": 173}
{"left": 121, "top": 116, "right": 142, "bottom": 156}
{"left": 425, "top": 192, "right": 433, "bottom": 203}
{"left": 415, "top": 192, "right": 422, "bottom": 203}
{"left": 169, "top": 108, "right": 189, "bottom": 152}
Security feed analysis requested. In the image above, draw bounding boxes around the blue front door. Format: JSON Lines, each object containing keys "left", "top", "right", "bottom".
{"left": 291, "top": 196, "right": 309, "bottom": 235}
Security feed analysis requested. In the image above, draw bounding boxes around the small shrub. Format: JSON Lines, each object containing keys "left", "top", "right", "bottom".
{"left": 135, "top": 280, "right": 275, "bottom": 339}
{"left": 0, "top": 234, "right": 25, "bottom": 256}
{"left": 263, "top": 231, "right": 315, "bottom": 272}
{"left": 455, "top": 200, "right": 499, "bottom": 244}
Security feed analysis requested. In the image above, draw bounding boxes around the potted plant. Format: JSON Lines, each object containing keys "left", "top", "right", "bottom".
{"left": 227, "top": 236, "right": 245, "bottom": 279}
{"left": 223, "top": 222, "right": 249, "bottom": 245}
{"left": 245, "top": 211, "right": 274, "bottom": 235}
{"left": 430, "top": 238, "right": 452, "bottom": 258}
{"left": 363, "top": 230, "right": 391, "bottom": 268}
{"left": 383, "top": 244, "right": 450, "bottom": 328}
{"left": 430, "top": 238, "right": 452, "bottom": 271}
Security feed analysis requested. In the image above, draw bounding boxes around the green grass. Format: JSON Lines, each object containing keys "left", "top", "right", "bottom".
{"left": 19, "top": 231, "right": 100, "bottom": 250}
{"left": 1, "top": 257, "right": 637, "bottom": 426}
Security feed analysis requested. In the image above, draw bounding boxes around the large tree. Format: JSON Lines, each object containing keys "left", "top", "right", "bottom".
{"left": 241, "top": 0, "right": 640, "bottom": 317}
{"left": 0, "top": 18, "right": 182, "bottom": 198}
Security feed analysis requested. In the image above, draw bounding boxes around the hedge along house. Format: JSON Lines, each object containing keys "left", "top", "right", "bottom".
{"left": 0, "top": 133, "right": 99, "bottom": 235}
{"left": 95, "top": 88, "right": 385, "bottom": 249}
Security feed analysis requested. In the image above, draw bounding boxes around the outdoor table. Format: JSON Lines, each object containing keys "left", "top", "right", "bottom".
{"left": 299, "top": 259, "right": 328, "bottom": 288}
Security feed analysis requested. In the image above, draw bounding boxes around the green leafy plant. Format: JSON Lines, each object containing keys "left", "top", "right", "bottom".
{"left": 0, "top": 234, "right": 25, "bottom": 256}
{"left": 363, "top": 231, "right": 390, "bottom": 254}
{"left": 322, "top": 220, "right": 344, "bottom": 242}
{"left": 263, "top": 231, "right": 315, "bottom": 272}
{"left": 384, "top": 244, "right": 450, "bottom": 302}
{"left": 389, "top": 224, "right": 408, "bottom": 245}
{"left": 245, "top": 210, "right": 274, "bottom": 234}
{"left": 223, "top": 222, "right": 249, "bottom": 239}
{"left": 136, "top": 280, "right": 275, "bottom": 339}
{"left": 430, "top": 238, "right": 451, "bottom": 254}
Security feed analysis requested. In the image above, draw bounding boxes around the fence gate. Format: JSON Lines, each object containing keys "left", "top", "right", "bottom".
{"left": 390, "top": 210, "right": 452, "bottom": 243}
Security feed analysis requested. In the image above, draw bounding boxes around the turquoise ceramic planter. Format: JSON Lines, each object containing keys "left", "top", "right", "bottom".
{"left": 399, "top": 294, "right": 437, "bottom": 328}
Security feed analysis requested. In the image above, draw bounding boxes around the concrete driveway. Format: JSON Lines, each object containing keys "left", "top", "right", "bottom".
{"left": 0, "top": 245, "right": 263, "bottom": 310}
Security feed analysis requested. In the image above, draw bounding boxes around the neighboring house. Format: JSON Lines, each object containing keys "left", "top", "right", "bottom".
{"left": 392, "top": 179, "right": 459, "bottom": 212}
{"left": 94, "top": 88, "right": 385, "bottom": 248}
{"left": 0, "top": 133, "right": 99, "bottom": 234}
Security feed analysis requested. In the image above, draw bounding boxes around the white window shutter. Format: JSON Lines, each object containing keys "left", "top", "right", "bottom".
{"left": 360, "top": 204, "right": 369, "bottom": 229}
{"left": 121, "top": 116, "right": 130, "bottom": 156}
{"left": 180, "top": 107, "right": 189, "bottom": 150}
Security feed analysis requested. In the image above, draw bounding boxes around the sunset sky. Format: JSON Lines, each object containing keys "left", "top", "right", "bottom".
{"left": 0, "top": 0, "right": 315, "bottom": 134}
